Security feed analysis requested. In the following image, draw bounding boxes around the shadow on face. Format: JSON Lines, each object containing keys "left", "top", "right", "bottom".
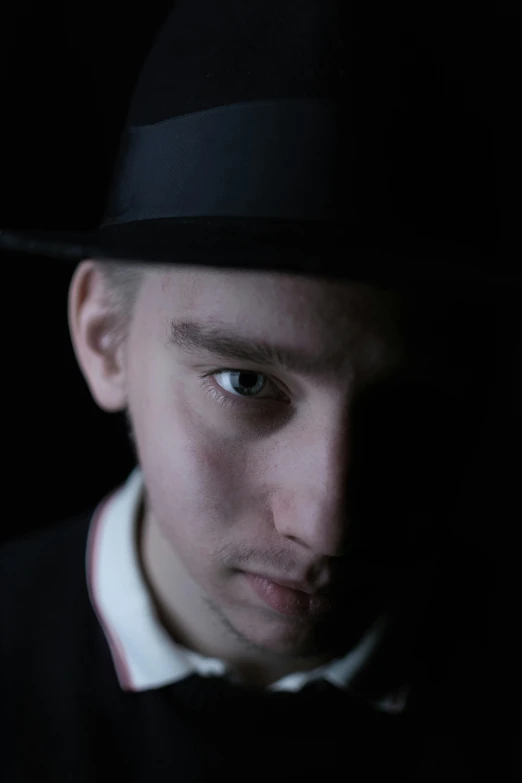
{"left": 123, "top": 268, "right": 495, "bottom": 658}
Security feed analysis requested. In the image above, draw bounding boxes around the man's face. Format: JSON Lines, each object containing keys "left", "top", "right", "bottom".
{"left": 75, "top": 263, "right": 483, "bottom": 670}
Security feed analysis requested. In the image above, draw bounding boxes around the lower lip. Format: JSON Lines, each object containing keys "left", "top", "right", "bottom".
{"left": 244, "top": 573, "right": 333, "bottom": 618}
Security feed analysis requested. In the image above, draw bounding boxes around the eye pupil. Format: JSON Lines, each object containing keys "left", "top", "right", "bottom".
{"left": 230, "top": 371, "right": 266, "bottom": 396}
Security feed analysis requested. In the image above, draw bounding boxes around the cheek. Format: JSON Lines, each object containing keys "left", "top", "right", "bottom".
{"left": 129, "top": 367, "right": 257, "bottom": 539}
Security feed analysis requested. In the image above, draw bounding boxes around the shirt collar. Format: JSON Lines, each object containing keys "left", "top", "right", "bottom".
{"left": 86, "top": 467, "right": 410, "bottom": 713}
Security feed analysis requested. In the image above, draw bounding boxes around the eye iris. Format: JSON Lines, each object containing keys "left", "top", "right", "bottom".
{"left": 229, "top": 371, "right": 266, "bottom": 396}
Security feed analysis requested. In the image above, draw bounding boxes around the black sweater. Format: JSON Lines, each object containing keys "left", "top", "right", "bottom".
{"left": 0, "top": 510, "right": 501, "bottom": 782}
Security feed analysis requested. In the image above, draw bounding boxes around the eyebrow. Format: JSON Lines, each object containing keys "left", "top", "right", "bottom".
{"left": 167, "top": 319, "right": 345, "bottom": 376}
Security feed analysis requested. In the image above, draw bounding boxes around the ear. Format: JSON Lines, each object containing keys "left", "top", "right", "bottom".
{"left": 68, "top": 260, "right": 128, "bottom": 412}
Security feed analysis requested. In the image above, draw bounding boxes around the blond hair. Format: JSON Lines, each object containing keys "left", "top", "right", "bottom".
{"left": 93, "top": 260, "right": 150, "bottom": 347}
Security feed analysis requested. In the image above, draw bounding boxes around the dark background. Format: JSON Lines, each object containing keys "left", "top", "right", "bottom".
{"left": 0, "top": 3, "right": 520, "bottom": 773}
{"left": 1, "top": 2, "right": 177, "bottom": 537}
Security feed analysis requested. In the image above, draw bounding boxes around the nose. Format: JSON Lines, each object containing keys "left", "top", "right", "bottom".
{"left": 270, "top": 419, "right": 351, "bottom": 557}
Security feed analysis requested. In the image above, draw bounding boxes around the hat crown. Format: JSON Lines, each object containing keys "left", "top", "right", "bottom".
{"left": 127, "top": 0, "right": 343, "bottom": 126}
{"left": 101, "top": 0, "right": 494, "bottom": 247}
{"left": 101, "top": 2, "right": 348, "bottom": 231}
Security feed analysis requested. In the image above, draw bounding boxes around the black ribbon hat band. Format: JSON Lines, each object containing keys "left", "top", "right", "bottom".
{"left": 102, "top": 99, "right": 340, "bottom": 227}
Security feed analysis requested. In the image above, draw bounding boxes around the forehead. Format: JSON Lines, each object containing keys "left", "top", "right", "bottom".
{"left": 128, "top": 267, "right": 495, "bottom": 420}
{"left": 154, "top": 266, "right": 400, "bottom": 336}
{"left": 135, "top": 266, "right": 492, "bottom": 396}
{"left": 138, "top": 267, "right": 406, "bottom": 380}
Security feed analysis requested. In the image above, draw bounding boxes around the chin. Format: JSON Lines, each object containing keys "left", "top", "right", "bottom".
{"left": 230, "top": 605, "right": 350, "bottom": 660}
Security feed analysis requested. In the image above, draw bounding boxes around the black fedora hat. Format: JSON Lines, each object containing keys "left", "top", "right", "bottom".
{"left": 0, "top": 1, "right": 515, "bottom": 284}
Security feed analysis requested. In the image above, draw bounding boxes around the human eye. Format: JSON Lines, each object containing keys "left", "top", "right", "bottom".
{"left": 198, "top": 368, "right": 290, "bottom": 410}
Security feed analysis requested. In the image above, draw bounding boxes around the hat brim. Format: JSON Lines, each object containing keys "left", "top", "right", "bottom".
{"left": 0, "top": 216, "right": 515, "bottom": 286}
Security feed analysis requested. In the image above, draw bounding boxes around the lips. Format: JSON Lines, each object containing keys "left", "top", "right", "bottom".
{"left": 254, "top": 574, "right": 328, "bottom": 594}
{"left": 244, "top": 573, "right": 334, "bottom": 618}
